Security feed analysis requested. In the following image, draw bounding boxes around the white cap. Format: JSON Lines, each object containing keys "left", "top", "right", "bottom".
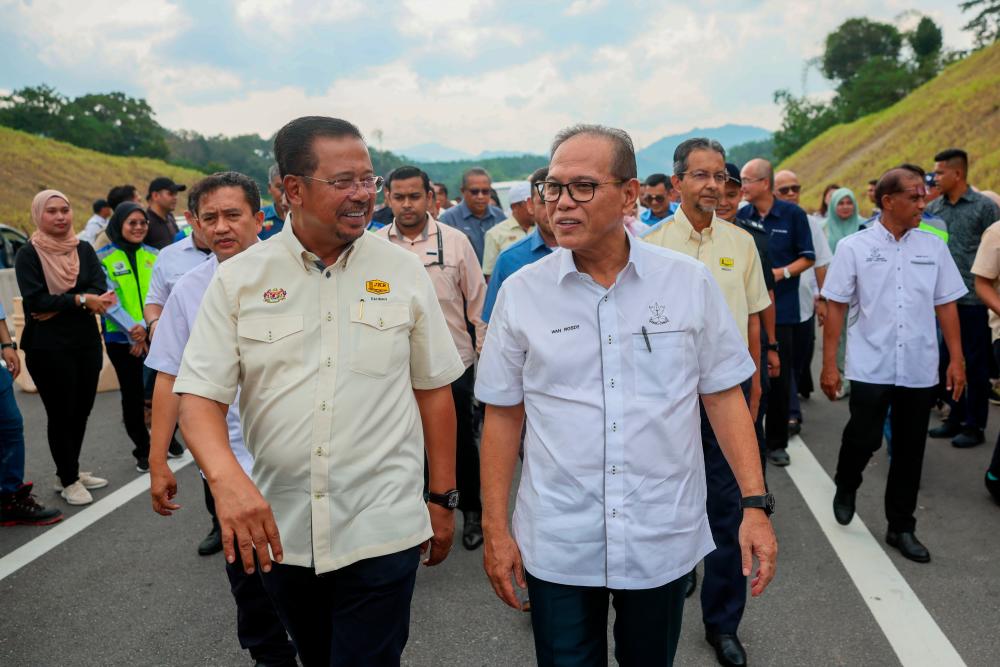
{"left": 508, "top": 181, "right": 531, "bottom": 204}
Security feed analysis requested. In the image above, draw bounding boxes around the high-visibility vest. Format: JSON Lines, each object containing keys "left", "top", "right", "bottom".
{"left": 97, "top": 244, "right": 158, "bottom": 334}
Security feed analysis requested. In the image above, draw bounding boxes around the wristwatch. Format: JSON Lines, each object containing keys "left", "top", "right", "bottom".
{"left": 0, "top": 342, "right": 16, "bottom": 350}
{"left": 741, "top": 493, "right": 775, "bottom": 516}
{"left": 427, "top": 489, "right": 460, "bottom": 510}
{"left": 766, "top": 342, "right": 780, "bottom": 352}
{"left": 782, "top": 267, "right": 792, "bottom": 280}
{"left": 78, "top": 293, "right": 88, "bottom": 309}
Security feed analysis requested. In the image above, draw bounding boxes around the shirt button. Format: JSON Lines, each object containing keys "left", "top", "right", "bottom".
{"left": 326, "top": 313, "right": 332, "bottom": 322}
{"left": 607, "top": 335, "right": 612, "bottom": 344}
{"left": 610, "top": 378, "right": 615, "bottom": 389}
{"left": 326, "top": 272, "right": 331, "bottom": 278}
{"left": 315, "top": 447, "right": 324, "bottom": 456}
{"left": 326, "top": 356, "right": 332, "bottom": 367}
{"left": 611, "top": 422, "right": 617, "bottom": 432}
{"left": 314, "top": 492, "right": 325, "bottom": 499}
{"left": 321, "top": 401, "right": 327, "bottom": 411}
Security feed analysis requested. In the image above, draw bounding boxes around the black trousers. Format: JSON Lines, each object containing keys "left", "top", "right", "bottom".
{"left": 259, "top": 547, "right": 420, "bottom": 667}
{"left": 525, "top": 571, "right": 686, "bottom": 666}
{"left": 105, "top": 343, "right": 150, "bottom": 460}
{"left": 765, "top": 324, "right": 794, "bottom": 451}
{"left": 25, "top": 346, "right": 102, "bottom": 487}
{"left": 990, "top": 342, "right": 1000, "bottom": 476}
{"left": 835, "top": 381, "right": 935, "bottom": 533}
{"left": 452, "top": 365, "right": 481, "bottom": 512}
{"left": 940, "top": 304, "right": 990, "bottom": 430}
{"left": 789, "top": 314, "right": 815, "bottom": 414}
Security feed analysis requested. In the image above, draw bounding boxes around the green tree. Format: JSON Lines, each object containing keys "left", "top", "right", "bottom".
{"left": 0, "top": 85, "right": 66, "bottom": 137}
{"left": 835, "top": 57, "right": 919, "bottom": 120}
{"left": 65, "top": 92, "right": 169, "bottom": 158}
{"left": 961, "top": 0, "right": 1000, "bottom": 47}
{"left": 821, "top": 18, "right": 903, "bottom": 83}
{"left": 772, "top": 90, "right": 841, "bottom": 160}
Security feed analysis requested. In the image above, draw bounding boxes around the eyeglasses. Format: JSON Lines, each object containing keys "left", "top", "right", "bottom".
{"left": 300, "top": 175, "right": 384, "bottom": 194}
{"left": 642, "top": 194, "right": 667, "bottom": 204}
{"left": 677, "top": 171, "right": 728, "bottom": 185}
{"left": 776, "top": 184, "right": 802, "bottom": 195}
{"left": 536, "top": 180, "right": 625, "bottom": 203}
{"left": 466, "top": 188, "right": 491, "bottom": 196}
{"left": 741, "top": 176, "right": 767, "bottom": 185}
{"left": 124, "top": 220, "right": 149, "bottom": 227}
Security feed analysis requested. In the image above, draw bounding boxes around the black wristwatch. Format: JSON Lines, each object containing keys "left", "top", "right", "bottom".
{"left": 427, "top": 489, "right": 460, "bottom": 510}
{"left": 766, "top": 342, "right": 779, "bottom": 352}
{"left": 741, "top": 493, "right": 775, "bottom": 516}
{"left": 0, "top": 342, "right": 16, "bottom": 350}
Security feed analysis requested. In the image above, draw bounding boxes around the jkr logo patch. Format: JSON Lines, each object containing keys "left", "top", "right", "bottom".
{"left": 366, "top": 279, "right": 390, "bottom": 295}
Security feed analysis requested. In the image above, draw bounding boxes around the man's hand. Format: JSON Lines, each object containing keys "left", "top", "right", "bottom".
{"left": 149, "top": 460, "right": 180, "bottom": 516}
{"left": 945, "top": 359, "right": 966, "bottom": 402}
{"left": 128, "top": 323, "right": 146, "bottom": 342}
{"left": 740, "top": 509, "right": 777, "bottom": 597}
{"left": 820, "top": 363, "right": 841, "bottom": 401}
{"left": 212, "top": 475, "right": 283, "bottom": 575}
{"left": 421, "top": 503, "right": 454, "bottom": 566}
{"left": 32, "top": 311, "right": 57, "bottom": 321}
{"left": 2, "top": 348, "right": 19, "bottom": 379}
{"left": 129, "top": 341, "right": 148, "bottom": 357}
{"left": 772, "top": 267, "right": 784, "bottom": 283}
{"left": 766, "top": 349, "right": 780, "bottom": 378}
{"left": 483, "top": 526, "right": 527, "bottom": 610}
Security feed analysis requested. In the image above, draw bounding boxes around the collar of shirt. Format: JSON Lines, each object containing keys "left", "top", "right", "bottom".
{"left": 385, "top": 214, "right": 437, "bottom": 243}
{"left": 276, "top": 220, "right": 362, "bottom": 273}
{"left": 664, "top": 207, "right": 717, "bottom": 244}
{"left": 555, "top": 229, "right": 647, "bottom": 284}
{"left": 457, "top": 199, "right": 504, "bottom": 223}
{"left": 527, "top": 228, "right": 550, "bottom": 252}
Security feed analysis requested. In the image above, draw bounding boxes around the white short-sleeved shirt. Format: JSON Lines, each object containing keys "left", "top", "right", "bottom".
{"left": 822, "top": 221, "right": 966, "bottom": 387}
{"left": 475, "top": 235, "right": 756, "bottom": 590}
{"left": 145, "top": 255, "right": 252, "bottom": 476}
{"left": 798, "top": 215, "right": 834, "bottom": 322}
{"left": 174, "top": 225, "right": 465, "bottom": 574}
{"left": 145, "top": 235, "right": 212, "bottom": 307}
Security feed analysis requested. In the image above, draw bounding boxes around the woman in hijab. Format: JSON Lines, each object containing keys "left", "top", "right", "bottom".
{"left": 98, "top": 202, "right": 157, "bottom": 473}
{"left": 824, "top": 187, "right": 865, "bottom": 399}
{"left": 14, "top": 190, "right": 114, "bottom": 506}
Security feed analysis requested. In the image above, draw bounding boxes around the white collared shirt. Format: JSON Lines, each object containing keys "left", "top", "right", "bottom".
{"left": 145, "top": 235, "right": 212, "bottom": 307}
{"left": 798, "top": 215, "right": 834, "bottom": 322}
{"left": 475, "top": 234, "right": 756, "bottom": 589}
{"left": 822, "top": 221, "right": 966, "bottom": 387}
{"left": 145, "top": 255, "right": 252, "bottom": 476}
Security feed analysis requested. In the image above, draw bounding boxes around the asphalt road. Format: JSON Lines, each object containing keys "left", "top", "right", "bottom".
{"left": 1, "top": 372, "right": 999, "bottom": 666}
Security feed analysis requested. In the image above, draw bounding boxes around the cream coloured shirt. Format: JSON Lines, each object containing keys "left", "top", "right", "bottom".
{"left": 482, "top": 216, "right": 533, "bottom": 275}
{"left": 174, "top": 224, "right": 465, "bottom": 574}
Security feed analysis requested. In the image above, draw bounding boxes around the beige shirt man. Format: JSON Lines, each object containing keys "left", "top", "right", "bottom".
{"left": 644, "top": 207, "right": 770, "bottom": 344}
{"left": 376, "top": 215, "right": 486, "bottom": 367}
{"left": 174, "top": 224, "right": 465, "bottom": 574}
{"left": 482, "top": 216, "right": 533, "bottom": 276}
{"left": 972, "top": 220, "right": 1000, "bottom": 341}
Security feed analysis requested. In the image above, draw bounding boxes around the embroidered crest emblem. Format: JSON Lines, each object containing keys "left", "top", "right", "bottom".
{"left": 648, "top": 302, "right": 669, "bottom": 326}
{"left": 865, "top": 247, "right": 887, "bottom": 263}
{"left": 263, "top": 288, "right": 287, "bottom": 303}
{"left": 366, "top": 279, "right": 390, "bottom": 295}
{"left": 719, "top": 257, "right": 734, "bottom": 269}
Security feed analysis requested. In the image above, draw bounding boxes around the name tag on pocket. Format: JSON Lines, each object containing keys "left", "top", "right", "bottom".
{"left": 910, "top": 259, "right": 936, "bottom": 265}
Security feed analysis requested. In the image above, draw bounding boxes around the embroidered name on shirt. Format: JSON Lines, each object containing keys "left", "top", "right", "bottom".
{"left": 551, "top": 324, "right": 580, "bottom": 334}
{"left": 263, "top": 288, "right": 287, "bottom": 303}
{"left": 366, "top": 279, "right": 390, "bottom": 295}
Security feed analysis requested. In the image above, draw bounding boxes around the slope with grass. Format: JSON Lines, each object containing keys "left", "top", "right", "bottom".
{"left": 780, "top": 42, "right": 1000, "bottom": 217}
{"left": 0, "top": 126, "right": 204, "bottom": 232}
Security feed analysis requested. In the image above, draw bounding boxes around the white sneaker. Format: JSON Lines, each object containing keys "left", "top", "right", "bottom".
{"left": 60, "top": 480, "right": 93, "bottom": 506}
{"left": 53, "top": 472, "right": 109, "bottom": 492}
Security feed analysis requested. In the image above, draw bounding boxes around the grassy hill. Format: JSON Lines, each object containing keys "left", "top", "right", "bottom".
{"left": 0, "top": 126, "right": 204, "bottom": 233}
{"left": 780, "top": 42, "right": 1000, "bottom": 217}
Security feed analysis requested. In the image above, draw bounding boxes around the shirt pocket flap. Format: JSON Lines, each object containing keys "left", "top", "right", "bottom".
{"left": 351, "top": 303, "right": 411, "bottom": 331}
{"left": 238, "top": 315, "right": 304, "bottom": 343}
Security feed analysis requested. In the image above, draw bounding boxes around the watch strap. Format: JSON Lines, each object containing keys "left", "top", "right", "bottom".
{"left": 741, "top": 493, "right": 775, "bottom": 516}
{"left": 427, "top": 489, "right": 460, "bottom": 509}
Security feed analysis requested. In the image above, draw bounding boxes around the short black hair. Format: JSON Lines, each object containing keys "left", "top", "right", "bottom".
{"left": 551, "top": 124, "right": 637, "bottom": 180}
{"left": 644, "top": 173, "right": 672, "bottom": 191}
{"left": 92, "top": 198, "right": 109, "bottom": 214}
{"left": 433, "top": 182, "right": 448, "bottom": 197}
{"left": 875, "top": 167, "right": 922, "bottom": 206}
{"left": 273, "top": 116, "right": 364, "bottom": 179}
{"left": 934, "top": 148, "right": 968, "bottom": 175}
{"left": 673, "top": 138, "right": 726, "bottom": 177}
{"left": 897, "top": 163, "right": 926, "bottom": 178}
{"left": 107, "top": 185, "right": 137, "bottom": 210}
{"left": 529, "top": 167, "right": 549, "bottom": 190}
{"left": 386, "top": 166, "right": 431, "bottom": 193}
{"left": 868, "top": 179, "right": 878, "bottom": 186}
{"left": 188, "top": 171, "right": 261, "bottom": 217}
{"left": 461, "top": 167, "right": 491, "bottom": 189}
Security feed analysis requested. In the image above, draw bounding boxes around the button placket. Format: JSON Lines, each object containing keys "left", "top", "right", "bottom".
{"left": 598, "top": 288, "right": 627, "bottom": 582}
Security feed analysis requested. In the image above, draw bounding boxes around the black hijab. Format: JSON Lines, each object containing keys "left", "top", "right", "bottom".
{"left": 107, "top": 201, "right": 147, "bottom": 254}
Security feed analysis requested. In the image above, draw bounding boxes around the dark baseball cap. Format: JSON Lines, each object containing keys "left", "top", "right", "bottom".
{"left": 924, "top": 172, "right": 937, "bottom": 188}
{"left": 724, "top": 162, "right": 742, "bottom": 185}
{"left": 148, "top": 176, "right": 186, "bottom": 197}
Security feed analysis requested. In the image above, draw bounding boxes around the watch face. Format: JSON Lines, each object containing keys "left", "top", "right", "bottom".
{"left": 765, "top": 493, "right": 775, "bottom": 514}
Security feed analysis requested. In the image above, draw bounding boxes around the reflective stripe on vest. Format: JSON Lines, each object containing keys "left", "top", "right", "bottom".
{"left": 918, "top": 221, "right": 948, "bottom": 243}
{"left": 99, "top": 245, "right": 157, "bottom": 334}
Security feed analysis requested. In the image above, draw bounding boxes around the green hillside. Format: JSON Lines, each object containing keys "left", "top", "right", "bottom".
{"left": 780, "top": 42, "right": 1000, "bottom": 216}
{"left": 0, "top": 126, "right": 204, "bottom": 233}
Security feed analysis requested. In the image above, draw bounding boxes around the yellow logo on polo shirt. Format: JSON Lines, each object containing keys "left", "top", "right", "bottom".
{"left": 366, "top": 279, "right": 390, "bottom": 295}
{"left": 719, "top": 257, "right": 734, "bottom": 269}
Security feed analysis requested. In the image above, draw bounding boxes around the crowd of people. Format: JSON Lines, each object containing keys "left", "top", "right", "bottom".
{"left": 0, "top": 114, "right": 998, "bottom": 667}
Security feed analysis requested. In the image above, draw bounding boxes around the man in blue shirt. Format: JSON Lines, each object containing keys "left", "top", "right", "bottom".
{"left": 483, "top": 168, "right": 556, "bottom": 322}
{"left": 438, "top": 167, "right": 507, "bottom": 264}
{"left": 259, "top": 165, "right": 288, "bottom": 240}
{"left": 640, "top": 173, "right": 679, "bottom": 225}
{"left": 738, "top": 158, "right": 815, "bottom": 466}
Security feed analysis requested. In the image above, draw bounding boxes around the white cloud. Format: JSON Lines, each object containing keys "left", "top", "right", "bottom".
{"left": 232, "top": 0, "right": 364, "bottom": 36}
{"left": 565, "top": 0, "right": 605, "bottom": 17}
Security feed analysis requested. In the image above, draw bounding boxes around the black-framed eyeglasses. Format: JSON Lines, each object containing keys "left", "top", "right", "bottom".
{"left": 535, "top": 180, "right": 625, "bottom": 203}
{"left": 300, "top": 175, "right": 384, "bottom": 194}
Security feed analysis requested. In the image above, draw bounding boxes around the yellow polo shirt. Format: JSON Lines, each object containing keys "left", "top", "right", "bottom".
{"left": 174, "top": 223, "right": 465, "bottom": 574}
{"left": 643, "top": 207, "right": 770, "bottom": 344}
{"left": 482, "top": 216, "right": 533, "bottom": 275}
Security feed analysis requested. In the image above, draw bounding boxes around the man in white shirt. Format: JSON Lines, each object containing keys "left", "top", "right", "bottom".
{"left": 78, "top": 199, "right": 112, "bottom": 246}
{"left": 476, "top": 124, "right": 776, "bottom": 665}
{"left": 821, "top": 167, "right": 967, "bottom": 563}
{"left": 146, "top": 171, "right": 295, "bottom": 666}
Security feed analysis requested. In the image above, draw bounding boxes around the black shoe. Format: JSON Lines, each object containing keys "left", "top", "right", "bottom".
{"left": 684, "top": 568, "right": 698, "bottom": 598}
{"left": 885, "top": 531, "right": 930, "bottom": 563}
{"left": 833, "top": 487, "right": 856, "bottom": 525}
{"left": 136, "top": 458, "right": 150, "bottom": 473}
{"left": 928, "top": 422, "right": 961, "bottom": 438}
{"left": 706, "top": 632, "right": 747, "bottom": 667}
{"left": 985, "top": 472, "right": 1000, "bottom": 506}
{"left": 198, "top": 523, "right": 223, "bottom": 556}
{"left": 766, "top": 449, "right": 790, "bottom": 467}
{"left": 788, "top": 419, "right": 801, "bottom": 436}
{"left": 0, "top": 483, "right": 64, "bottom": 527}
{"left": 951, "top": 427, "right": 984, "bottom": 448}
{"left": 462, "top": 511, "right": 483, "bottom": 550}
{"left": 167, "top": 439, "right": 184, "bottom": 459}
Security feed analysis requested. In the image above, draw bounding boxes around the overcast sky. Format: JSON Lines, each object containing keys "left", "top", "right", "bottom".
{"left": 0, "top": 0, "right": 974, "bottom": 154}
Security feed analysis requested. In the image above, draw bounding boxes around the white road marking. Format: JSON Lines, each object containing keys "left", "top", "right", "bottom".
{"left": 785, "top": 435, "right": 966, "bottom": 667}
{"left": 0, "top": 453, "right": 194, "bottom": 582}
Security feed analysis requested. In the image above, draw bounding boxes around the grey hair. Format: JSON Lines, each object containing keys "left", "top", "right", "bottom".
{"left": 550, "top": 124, "right": 637, "bottom": 180}
{"left": 673, "top": 138, "right": 726, "bottom": 176}
{"left": 267, "top": 164, "right": 281, "bottom": 183}
{"left": 461, "top": 167, "right": 491, "bottom": 189}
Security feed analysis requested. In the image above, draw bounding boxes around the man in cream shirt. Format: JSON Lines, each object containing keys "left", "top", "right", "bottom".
{"left": 175, "top": 116, "right": 465, "bottom": 666}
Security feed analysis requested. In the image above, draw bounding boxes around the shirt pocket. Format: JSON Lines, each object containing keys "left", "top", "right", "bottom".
{"left": 349, "top": 302, "right": 412, "bottom": 378}
{"left": 632, "top": 332, "right": 688, "bottom": 400}
{"left": 237, "top": 315, "right": 305, "bottom": 389}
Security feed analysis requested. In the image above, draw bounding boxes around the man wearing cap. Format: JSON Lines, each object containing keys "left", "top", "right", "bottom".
{"left": 79, "top": 199, "right": 112, "bottom": 247}
{"left": 146, "top": 177, "right": 186, "bottom": 249}
{"left": 482, "top": 181, "right": 535, "bottom": 277}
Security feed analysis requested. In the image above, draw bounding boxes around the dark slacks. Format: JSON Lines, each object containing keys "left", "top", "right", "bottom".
{"left": 765, "top": 324, "right": 794, "bottom": 451}
{"left": 452, "top": 364, "right": 481, "bottom": 512}
{"left": 225, "top": 539, "right": 297, "bottom": 666}
{"left": 940, "top": 304, "right": 990, "bottom": 430}
{"left": 789, "top": 315, "right": 815, "bottom": 420}
{"left": 105, "top": 343, "right": 150, "bottom": 460}
{"left": 25, "top": 346, "right": 102, "bottom": 487}
{"left": 835, "top": 381, "right": 935, "bottom": 533}
{"left": 525, "top": 571, "right": 686, "bottom": 666}
{"left": 990, "top": 342, "right": 1000, "bottom": 476}
{"left": 259, "top": 547, "right": 420, "bottom": 667}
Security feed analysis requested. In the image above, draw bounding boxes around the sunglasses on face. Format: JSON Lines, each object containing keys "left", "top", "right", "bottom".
{"left": 776, "top": 185, "right": 801, "bottom": 195}
{"left": 466, "top": 189, "right": 491, "bottom": 197}
{"left": 642, "top": 194, "right": 667, "bottom": 204}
